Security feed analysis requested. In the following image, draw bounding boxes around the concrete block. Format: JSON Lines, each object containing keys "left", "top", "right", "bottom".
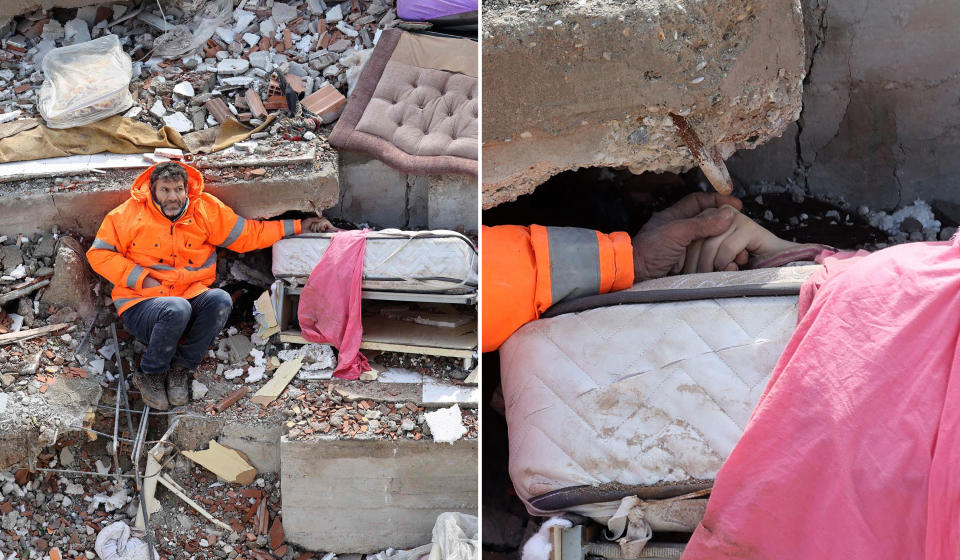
{"left": 335, "top": 151, "right": 409, "bottom": 228}
{"left": 426, "top": 174, "right": 477, "bottom": 234}
{"left": 219, "top": 417, "right": 283, "bottom": 473}
{"left": 482, "top": 0, "right": 805, "bottom": 207}
{"left": 281, "top": 437, "right": 478, "bottom": 553}
{"left": 170, "top": 413, "right": 225, "bottom": 453}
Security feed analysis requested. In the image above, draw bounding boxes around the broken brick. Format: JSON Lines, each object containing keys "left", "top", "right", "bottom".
{"left": 204, "top": 98, "right": 233, "bottom": 125}
{"left": 300, "top": 85, "right": 346, "bottom": 124}
{"left": 269, "top": 516, "right": 285, "bottom": 549}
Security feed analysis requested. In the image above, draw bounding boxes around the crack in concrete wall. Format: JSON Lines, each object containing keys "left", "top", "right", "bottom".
{"left": 731, "top": 0, "right": 960, "bottom": 211}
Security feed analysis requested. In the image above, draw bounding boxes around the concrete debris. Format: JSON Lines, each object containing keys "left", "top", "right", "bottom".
{"left": 0, "top": 0, "right": 401, "bottom": 140}
{"left": 192, "top": 379, "right": 209, "bottom": 400}
{"left": 424, "top": 404, "right": 467, "bottom": 444}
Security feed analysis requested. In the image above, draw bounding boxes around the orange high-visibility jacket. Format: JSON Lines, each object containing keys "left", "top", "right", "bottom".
{"left": 87, "top": 162, "right": 301, "bottom": 316}
{"left": 482, "top": 225, "right": 634, "bottom": 352}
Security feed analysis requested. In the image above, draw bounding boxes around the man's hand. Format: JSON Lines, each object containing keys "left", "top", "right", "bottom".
{"left": 302, "top": 216, "right": 340, "bottom": 233}
{"left": 632, "top": 192, "right": 743, "bottom": 281}
{"left": 143, "top": 275, "right": 161, "bottom": 289}
{"left": 681, "top": 206, "right": 812, "bottom": 274}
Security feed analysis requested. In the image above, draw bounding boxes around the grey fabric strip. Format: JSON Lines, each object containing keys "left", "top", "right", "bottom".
{"left": 92, "top": 238, "right": 117, "bottom": 252}
{"left": 546, "top": 227, "right": 601, "bottom": 305}
{"left": 283, "top": 219, "right": 295, "bottom": 237}
{"left": 186, "top": 252, "right": 217, "bottom": 271}
{"left": 113, "top": 297, "right": 136, "bottom": 310}
{"left": 219, "top": 216, "right": 246, "bottom": 247}
{"left": 127, "top": 265, "right": 145, "bottom": 288}
{"left": 149, "top": 264, "right": 175, "bottom": 271}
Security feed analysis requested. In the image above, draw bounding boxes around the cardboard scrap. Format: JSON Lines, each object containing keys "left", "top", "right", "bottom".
{"left": 253, "top": 290, "right": 280, "bottom": 339}
{"left": 182, "top": 440, "right": 257, "bottom": 486}
{"left": 251, "top": 356, "right": 302, "bottom": 405}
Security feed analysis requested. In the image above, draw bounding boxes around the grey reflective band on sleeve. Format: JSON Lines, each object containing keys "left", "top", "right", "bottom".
{"left": 113, "top": 297, "right": 136, "bottom": 311}
{"left": 546, "top": 226, "right": 601, "bottom": 305}
{"left": 283, "top": 219, "right": 295, "bottom": 237}
{"left": 185, "top": 252, "right": 217, "bottom": 271}
{"left": 92, "top": 238, "right": 118, "bottom": 252}
{"left": 127, "top": 265, "right": 145, "bottom": 288}
{"left": 149, "top": 264, "right": 175, "bottom": 271}
{"left": 218, "top": 216, "right": 246, "bottom": 247}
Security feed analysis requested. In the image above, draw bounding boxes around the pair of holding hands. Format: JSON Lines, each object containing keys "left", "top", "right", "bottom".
{"left": 632, "top": 192, "right": 810, "bottom": 281}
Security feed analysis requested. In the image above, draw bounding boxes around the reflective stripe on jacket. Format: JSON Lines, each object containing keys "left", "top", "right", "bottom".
{"left": 481, "top": 224, "right": 634, "bottom": 352}
{"left": 86, "top": 162, "right": 301, "bottom": 316}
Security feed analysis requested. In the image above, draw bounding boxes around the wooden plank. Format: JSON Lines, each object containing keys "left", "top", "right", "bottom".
{"left": 0, "top": 279, "right": 49, "bottom": 305}
{"left": 251, "top": 356, "right": 302, "bottom": 406}
{"left": 278, "top": 331, "right": 475, "bottom": 359}
{"left": 0, "top": 323, "right": 68, "bottom": 345}
{"left": 362, "top": 316, "right": 476, "bottom": 350}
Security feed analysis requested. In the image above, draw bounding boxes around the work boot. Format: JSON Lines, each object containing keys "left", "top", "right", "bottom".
{"left": 132, "top": 370, "right": 170, "bottom": 411}
{"left": 167, "top": 366, "right": 192, "bottom": 407}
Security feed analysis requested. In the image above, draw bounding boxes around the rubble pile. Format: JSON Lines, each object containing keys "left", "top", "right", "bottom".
{"left": 0, "top": 0, "right": 414, "bottom": 135}
{"left": 0, "top": 441, "right": 328, "bottom": 560}
{"left": 185, "top": 323, "right": 478, "bottom": 443}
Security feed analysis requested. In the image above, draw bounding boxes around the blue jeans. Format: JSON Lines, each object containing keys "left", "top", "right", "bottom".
{"left": 122, "top": 289, "right": 233, "bottom": 375}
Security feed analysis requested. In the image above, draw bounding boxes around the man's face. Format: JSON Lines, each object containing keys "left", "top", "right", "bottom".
{"left": 153, "top": 178, "right": 187, "bottom": 218}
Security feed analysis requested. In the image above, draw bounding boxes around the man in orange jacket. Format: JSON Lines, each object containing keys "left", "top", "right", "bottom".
{"left": 87, "top": 161, "right": 335, "bottom": 410}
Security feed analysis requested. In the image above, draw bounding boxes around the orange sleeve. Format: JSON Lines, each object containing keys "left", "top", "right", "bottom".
{"left": 86, "top": 212, "right": 150, "bottom": 290}
{"left": 201, "top": 193, "right": 301, "bottom": 252}
{"left": 482, "top": 224, "right": 634, "bottom": 352}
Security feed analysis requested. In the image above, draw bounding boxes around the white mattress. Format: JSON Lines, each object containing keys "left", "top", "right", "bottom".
{"left": 272, "top": 229, "right": 477, "bottom": 294}
{"left": 499, "top": 267, "right": 819, "bottom": 520}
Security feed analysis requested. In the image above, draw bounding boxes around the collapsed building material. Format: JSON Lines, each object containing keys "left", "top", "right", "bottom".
{"left": 481, "top": 0, "right": 805, "bottom": 207}
{"left": 0, "top": 322, "right": 69, "bottom": 345}
{"left": 251, "top": 356, "right": 303, "bottom": 406}
{"left": 182, "top": 440, "right": 258, "bottom": 486}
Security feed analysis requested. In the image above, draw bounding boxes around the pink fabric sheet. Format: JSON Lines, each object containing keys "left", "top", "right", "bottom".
{"left": 297, "top": 230, "right": 370, "bottom": 380}
{"left": 684, "top": 240, "right": 960, "bottom": 559}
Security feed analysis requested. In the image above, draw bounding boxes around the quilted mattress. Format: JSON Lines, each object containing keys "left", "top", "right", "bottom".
{"left": 499, "top": 266, "right": 820, "bottom": 521}
{"left": 272, "top": 230, "right": 477, "bottom": 294}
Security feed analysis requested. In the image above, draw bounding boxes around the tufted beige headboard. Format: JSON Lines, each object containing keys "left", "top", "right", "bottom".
{"left": 330, "top": 29, "right": 478, "bottom": 176}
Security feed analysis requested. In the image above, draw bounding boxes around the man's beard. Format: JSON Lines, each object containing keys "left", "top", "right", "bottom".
{"left": 163, "top": 202, "right": 185, "bottom": 217}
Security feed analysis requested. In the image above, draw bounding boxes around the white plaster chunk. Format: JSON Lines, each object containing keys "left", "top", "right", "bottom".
{"left": 425, "top": 404, "right": 467, "bottom": 444}
{"left": 163, "top": 111, "right": 193, "bottom": 133}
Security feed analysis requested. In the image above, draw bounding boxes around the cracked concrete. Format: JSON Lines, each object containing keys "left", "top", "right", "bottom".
{"left": 482, "top": 0, "right": 806, "bottom": 207}
{"left": 729, "top": 0, "right": 960, "bottom": 211}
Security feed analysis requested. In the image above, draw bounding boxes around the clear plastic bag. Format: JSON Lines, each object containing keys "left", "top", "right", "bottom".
{"left": 38, "top": 34, "right": 134, "bottom": 129}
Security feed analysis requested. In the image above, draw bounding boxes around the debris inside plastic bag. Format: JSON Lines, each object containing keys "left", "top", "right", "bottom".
{"left": 38, "top": 35, "right": 134, "bottom": 129}
{"left": 154, "top": 0, "right": 232, "bottom": 58}
{"left": 95, "top": 521, "right": 157, "bottom": 560}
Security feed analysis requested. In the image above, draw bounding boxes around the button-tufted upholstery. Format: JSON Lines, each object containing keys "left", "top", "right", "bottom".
{"left": 330, "top": 29, "right": 478, "bottom": 176}
{"left": 355, "top": 61, "right": 478, "bottom": 160}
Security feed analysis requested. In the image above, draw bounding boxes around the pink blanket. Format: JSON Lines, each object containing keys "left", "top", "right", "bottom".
{"left": 297, "top": 230, "right": 370, "bottom": 380}
{"left": 684, "top": 240, "right": 960, "bottom": 559}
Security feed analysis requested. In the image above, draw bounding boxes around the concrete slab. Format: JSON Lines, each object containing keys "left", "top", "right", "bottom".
{"left": 0, "top": 160, "right": 338, "bottom": 238}
{"left": 0, "top": 375, "right": 101, "bottom": 470}
{"left": 482, "top": 0, "right": 805, "bottom": 206}
{"left": 427, "top": 174, "right": 477, "bottom": 235}
{"left": 280, "top": 437, "right": 478, "bottom": 553}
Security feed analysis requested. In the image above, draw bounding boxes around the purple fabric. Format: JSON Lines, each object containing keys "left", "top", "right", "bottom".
{"left": 397, "top": 0, "right": 477, "bottom": 20}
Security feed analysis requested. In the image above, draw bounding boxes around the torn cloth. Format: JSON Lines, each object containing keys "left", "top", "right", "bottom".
{"left": 683, "top": 240, "right": 960, "bottom": 559}
{"left": 0, "top": 115, "right": 273, "bottom": 163}
{"left": 297, "top": 230, "right": 370, "bottom": 380}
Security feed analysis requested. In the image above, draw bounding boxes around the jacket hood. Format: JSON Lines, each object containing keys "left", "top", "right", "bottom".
{"left": 130, "top": 161, "right": 205, "bottom": 203}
